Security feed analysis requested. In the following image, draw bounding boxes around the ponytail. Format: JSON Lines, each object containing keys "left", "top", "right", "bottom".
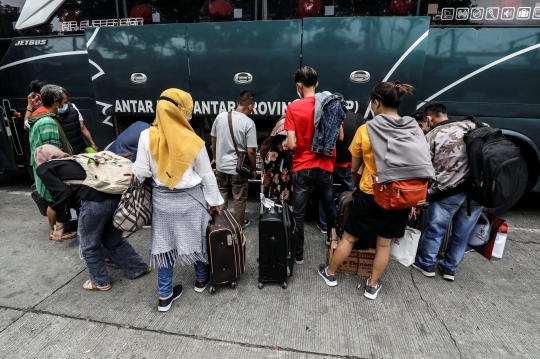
{"left": 370, "top": 80, "right": 414, "bottom": 109}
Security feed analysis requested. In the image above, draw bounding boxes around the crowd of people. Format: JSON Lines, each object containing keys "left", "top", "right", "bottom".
{"left": 25, "top": 65, "right": 483, "bottom": 311}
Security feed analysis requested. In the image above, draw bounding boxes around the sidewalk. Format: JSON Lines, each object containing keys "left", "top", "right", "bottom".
{"left": 0, "top": 190, "right": 539, "bottom": 359}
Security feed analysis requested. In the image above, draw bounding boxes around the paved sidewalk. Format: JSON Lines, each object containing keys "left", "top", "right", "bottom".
{"left": 0, "top": 187, "right": 539, "bottom": 359}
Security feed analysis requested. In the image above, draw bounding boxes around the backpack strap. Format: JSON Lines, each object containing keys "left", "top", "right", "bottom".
{"left": 227, "top": 111, "right": 240, "bottom": 157}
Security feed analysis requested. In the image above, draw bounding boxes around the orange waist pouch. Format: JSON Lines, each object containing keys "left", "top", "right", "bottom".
{"left": 372, "top": 178, "right": 428, "bottom": 210}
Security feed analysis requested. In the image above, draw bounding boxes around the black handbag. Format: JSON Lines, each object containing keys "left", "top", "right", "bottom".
{"left": 227, "top": 111, "right": 252, "bottom": 176}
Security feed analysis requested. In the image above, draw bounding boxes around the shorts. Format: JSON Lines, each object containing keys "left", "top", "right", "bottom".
{"left": 344, "top": 191, "right": 410, "bottom": 244}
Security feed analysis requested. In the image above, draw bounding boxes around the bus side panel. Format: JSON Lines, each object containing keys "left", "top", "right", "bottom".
{"left": 302, "top": 17, "right": 431, "bottom": 116}
{"left": 419, "top": 28, "right": 540, "bottom": 115}
{"left": 85, "top": 25, "right": 190, "bottom": 117}
{"left": 187, "top": 20, "right": 302, "bottom": 118}
{"left": 0, "top": 116, "right": 18, "bottom": 171}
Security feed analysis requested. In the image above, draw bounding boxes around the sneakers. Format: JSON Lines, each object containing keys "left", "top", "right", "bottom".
{"left": 317, "top": 224, "right": 327, "bottom": 234}
{"left": 317, "top": 264, "right": 337, "bottom": 287}
{"left": 438, "top": 264, "right": 455, "bottom": 281}
{"left": 194, "top": 278, "right": 210, "bottom": 293}
{"left": 363, "top": 278, "right": 382, "bottom": 300}
{"left": 295, "top": 259, "right": 304, "bottom": 265}
{"left": 242, "top": 219, "right": 251, "bottom": 229}
{"left": 412, "top": 262, "right": 436, "bottom": 277}
{"left": 158, "top": 285, "right": 183, "bottom": 312}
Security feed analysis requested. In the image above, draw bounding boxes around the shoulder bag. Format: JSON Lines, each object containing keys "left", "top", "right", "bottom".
{"left": 227, "top": 111, "right": 252, "bottom": 176}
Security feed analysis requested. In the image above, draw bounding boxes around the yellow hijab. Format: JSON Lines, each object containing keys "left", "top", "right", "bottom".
{"left": 149, "top": 88, "right": 204, "bottom": 189}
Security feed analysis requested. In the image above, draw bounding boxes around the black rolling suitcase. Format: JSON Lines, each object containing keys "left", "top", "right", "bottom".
{"left": 258, "top": 198, "right": 296, "bottom": 289}
{"left": 207, "top": 209, "right": 246, "bottom": 294}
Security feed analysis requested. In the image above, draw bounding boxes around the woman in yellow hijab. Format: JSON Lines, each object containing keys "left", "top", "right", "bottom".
{"left": 133, "top": 88, "right": 224, "bottom": 312}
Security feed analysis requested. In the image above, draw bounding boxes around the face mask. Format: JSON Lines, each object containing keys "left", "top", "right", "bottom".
{"left": 58, "top": 103, "right": 68, "bottom": 114}
{"left": 296, "top": 85, "right": 303, "bottom": 99}
{"left": 186, "top": 117, "right": 192, "bottom": 122}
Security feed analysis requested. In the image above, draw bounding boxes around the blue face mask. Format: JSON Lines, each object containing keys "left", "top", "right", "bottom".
{"left": 186, "top": 117, "right": 192, "bottom": 122}
{"left": 58, "top": 103, "right": 68, "bottom": 114}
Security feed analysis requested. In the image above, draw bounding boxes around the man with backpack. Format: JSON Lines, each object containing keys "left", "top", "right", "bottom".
{"left": 413, "top": 103, "right": 483, "bottom": 281}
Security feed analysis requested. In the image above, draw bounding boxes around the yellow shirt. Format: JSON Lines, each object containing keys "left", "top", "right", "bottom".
{"left": 348, "top": 124, "right": 376, "bottom": 195}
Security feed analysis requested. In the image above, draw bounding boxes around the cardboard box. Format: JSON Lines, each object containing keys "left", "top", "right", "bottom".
{"left": 328, "top": 247, "right": 376, "bottom": 277}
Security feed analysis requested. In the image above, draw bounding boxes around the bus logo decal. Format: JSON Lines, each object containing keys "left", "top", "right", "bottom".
{"left": 131, "top": 73, "right": 147, "bottom": 85}
{"left": 349, "top": 70, "right": 370, "bottom": 83}
{"left": 14, "top": 39, "right": 47, "bottom": 46}
{"left": 234, "top": 72, "right": 253, "bottom": 85}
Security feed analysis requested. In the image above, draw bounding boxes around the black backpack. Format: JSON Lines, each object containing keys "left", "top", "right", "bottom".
{"left": 464, "top": 116, "right": 526, "bottom": 210}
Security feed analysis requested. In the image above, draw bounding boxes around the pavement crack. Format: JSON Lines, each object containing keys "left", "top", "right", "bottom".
{"left": 0, "top": 310, "right": 27, "bottom": 335}
{"left": 31, "top": 267, "right": 86, "bottom": 310}
{"left": 506, "top": 238, "right": 540, "bottom": 245}
{"left": 0, "top": 305, "right": 359, "bottom": 359}
{"left": 409, "top": 270, "right": 464, "bottom": 359}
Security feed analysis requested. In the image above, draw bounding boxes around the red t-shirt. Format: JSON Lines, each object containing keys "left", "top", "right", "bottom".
{"left": 284, "top": 97, "right": 336, "bottom": 173}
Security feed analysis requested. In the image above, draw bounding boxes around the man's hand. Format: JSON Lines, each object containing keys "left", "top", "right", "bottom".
{"left": 251, "top": 170, "right": 257, "bottom": 180}
{"left": 27, "top": 92, "right": 41, "bottom": 109}
{"left": 209, "top": 206, "right": 221, "bottom": 215}
{"left": 52, "top": 224, "right": 65, "bottom": 242}
{"left": 409, "top": 207, "right": 417, "bottom": 220}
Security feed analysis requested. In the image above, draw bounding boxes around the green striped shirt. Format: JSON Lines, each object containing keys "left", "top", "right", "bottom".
{"left": 29, "top": 117, "right": 61, "bottom": 202}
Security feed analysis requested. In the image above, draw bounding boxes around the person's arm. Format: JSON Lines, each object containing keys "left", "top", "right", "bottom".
{"left": 247, "top": 147, "right": 257, "bottom": 180}
{"left": 80, "top": 121, "right": 98, "bottom": 151}
{"left": 132, "top": 131, "right": 153, "bottom": 182}
{"left": 351, "top": 156, "right": 363, "bottom": 189}
{"left": 193, "top": 147, "right": 224, "bottom": 212}
{"left": 337, "top": 124, "right": 344, "bottom": 142}
{"left": 211, "top": 136, "right": 217, "bottom": 165}
{"left": 23, "top": 92, "right": 41, "bottom": 130}
{"left": 287, "top": 131, "right": 297, "bottom": 152}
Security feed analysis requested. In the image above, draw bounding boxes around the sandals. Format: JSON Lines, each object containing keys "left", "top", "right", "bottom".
{"left": 49, "top": 231, "right": 77, "bottom": 241}
{"left": 83, "top": 280, "right": 111, "bottom": 291}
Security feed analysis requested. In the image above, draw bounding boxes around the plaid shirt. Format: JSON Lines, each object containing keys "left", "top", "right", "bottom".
{"left": 29, "top": 117, "right": 61, "bottom": 202}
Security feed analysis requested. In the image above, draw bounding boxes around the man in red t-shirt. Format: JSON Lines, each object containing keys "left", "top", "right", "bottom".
{"left": 284, "top": 66, "right": 340, "bottom": 264}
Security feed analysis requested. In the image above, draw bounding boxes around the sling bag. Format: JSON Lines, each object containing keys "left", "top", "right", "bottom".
{"left": 227, "top": 111, "right": 252, "bottom": 176}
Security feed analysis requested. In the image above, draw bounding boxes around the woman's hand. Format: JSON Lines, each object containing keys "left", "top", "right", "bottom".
{"left": 209, "top": 206, "right": 221, "bottom": 215}
{"left": 409, "top": 207, "right": 417, "bottom": 220}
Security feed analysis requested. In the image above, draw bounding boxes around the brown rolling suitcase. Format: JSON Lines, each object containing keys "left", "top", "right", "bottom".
{"left": 206, "top": 209, "right": 246, "bottom": 294}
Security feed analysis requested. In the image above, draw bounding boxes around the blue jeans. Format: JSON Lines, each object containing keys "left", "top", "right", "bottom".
{"left": 78, "top": 197, "right": 149, "bottom": 287}
{"left": 77, "top": 232, "right": 114, "bottom": 264}
{"left": 293, "top": 168, "right": 336, "bottom": 260}
{"left": 415, "top": 192, "right": 483, "bottom": 272}
{"left": 318, "top": 166, "right": 354, "bottom": 230}
{"left": 157, "top": 258, "right": 209, "bottom": 298}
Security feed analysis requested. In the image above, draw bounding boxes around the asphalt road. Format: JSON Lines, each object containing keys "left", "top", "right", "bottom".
{"left": 0, "top": 170, "right": 539, "bottom": 359}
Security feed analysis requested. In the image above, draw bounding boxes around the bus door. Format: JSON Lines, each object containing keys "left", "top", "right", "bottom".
{"left": 186, "top": 20, "right": 302, "bottom": 119}
{"left": 302, "top": 17, "right": 431, "bottom": 117}
{"left": 0, "top": 35, "right": 94, "bottom": 169}
{"left": 84, "top": 24, "right": 190, "bottom": 130}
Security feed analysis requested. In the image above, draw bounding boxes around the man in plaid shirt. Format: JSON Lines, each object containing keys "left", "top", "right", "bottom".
{"left": 28, "top": 84, "right": 74, "bottom": 240}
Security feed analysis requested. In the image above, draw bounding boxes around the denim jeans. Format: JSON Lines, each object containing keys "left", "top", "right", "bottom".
{"left": 78, "top": 197, "right": 148, "bottom": 287}
{"left": 415, "top": 192, "right": 483, "bottom": 272}
{"left": 157, "top": 258, "right": 209, "bottom": 298}
{"left": 77, "top": 232, "right": 114, "bottom": 264}
{"left": 318, "top": 166, "right": 355, "bottom": 230}
{"left": 293, "top": 168, "right": 336, "bottom": 260}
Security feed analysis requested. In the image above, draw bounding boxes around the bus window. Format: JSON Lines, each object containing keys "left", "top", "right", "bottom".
{"left": 424, "top": 0, "right": 540, "bottom": 26}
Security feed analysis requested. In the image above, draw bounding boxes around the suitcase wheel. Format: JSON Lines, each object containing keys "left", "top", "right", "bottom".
{"left": 209, "top": 286, "right": 216, "bottom": 294}
{"left": 281, "top": 282, "right": 287, "bottom": 289}
{"left": 258, "top": 282, "right": 264, "bottom": 289}
{"left": 230, "top": 281, "right": 237, "bottom": 289}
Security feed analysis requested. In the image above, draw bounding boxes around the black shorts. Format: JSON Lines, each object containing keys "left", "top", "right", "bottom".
{"left": 344, "top": 191, "right": 410, "bottom": 244}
